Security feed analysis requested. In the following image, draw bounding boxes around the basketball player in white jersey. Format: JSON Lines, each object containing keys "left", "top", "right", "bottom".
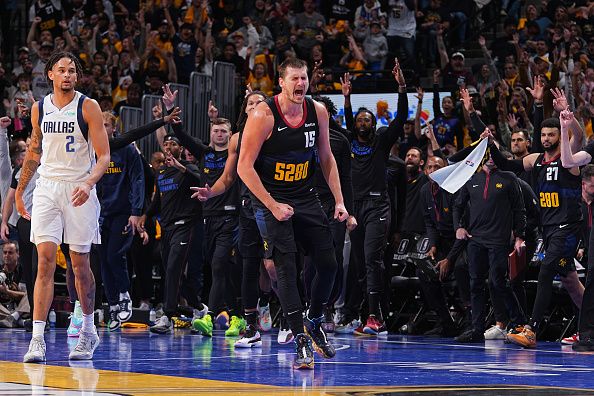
{"left": 15, "top": 51, "right": 110, "bottom": 363}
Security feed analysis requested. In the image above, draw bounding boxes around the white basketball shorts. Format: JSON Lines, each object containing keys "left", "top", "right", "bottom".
{"left": 31, "top": 176, "right": 101, "bottom": 252}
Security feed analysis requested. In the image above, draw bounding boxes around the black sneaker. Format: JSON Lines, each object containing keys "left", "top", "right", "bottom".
{"left": 108, "top": 309, "right": 121, "bottom": 332}
{"left": 455, "top": 329, "right": 485, "bottom": 343}
{"left": 572, "top": 336, "right": 594, "bottom": 352}
{"left": 304, "top": 312, "right": 336, "bottom": 358}
{"left": 293, "top": 333, "right": 314, "bottom": 369}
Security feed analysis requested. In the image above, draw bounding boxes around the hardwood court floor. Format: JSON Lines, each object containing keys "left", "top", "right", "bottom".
{"left": 1, "top": 328, "right": 593, "bottom": 395}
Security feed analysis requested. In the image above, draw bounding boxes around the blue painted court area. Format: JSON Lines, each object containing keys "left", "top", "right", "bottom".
{"left": 1, "top": 328, "right": 594, "bottom": 392}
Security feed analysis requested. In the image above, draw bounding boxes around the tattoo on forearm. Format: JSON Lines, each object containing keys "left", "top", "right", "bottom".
{"left": 30, "top": 127, "right": 42, "bottom": 155}
{"left": 16, "top": 159, "right": 39, "bottom": 193}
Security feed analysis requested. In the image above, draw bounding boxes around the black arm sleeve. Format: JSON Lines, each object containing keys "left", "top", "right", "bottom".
{"left": 470, "top": 111, "right": 487, "bottom": 136}
{"left": 345, "top": 103, "right": 354, "bottom": 132}
{"left": 433, "top": 84, "right": 443, "bottom": 118}
{"left": 171, "top": 122, "right": 209, "bottom": 159}
{"left": 489, "top": 143, "right": 525, "bottom": 173}
{"left": 383, "top": 91, "right": 408, "bottom": 148}
{"left": 339, "top": 137, "right": 354, "bottom": 214}
{"left": 109, "top": 119, "right": 167, "bottom": 151}
{"left": 530, "top": 104, "right": 544, "bottom": 153}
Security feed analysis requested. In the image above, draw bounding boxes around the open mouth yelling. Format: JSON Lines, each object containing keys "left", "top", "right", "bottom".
{"left": 294, "top": 88, "right": 305, "bottom": 99}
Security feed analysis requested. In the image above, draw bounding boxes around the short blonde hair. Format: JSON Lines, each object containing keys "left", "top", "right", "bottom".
{"left": 102, "top": 111, "right": 116, "bottom": 126}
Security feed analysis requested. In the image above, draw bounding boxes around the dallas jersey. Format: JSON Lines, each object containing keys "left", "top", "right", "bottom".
{"left": 533, "top": 153, "right": 582, "bottom": 226}
{"left": 37, "top": 91, "right": 95, "bottom": 183}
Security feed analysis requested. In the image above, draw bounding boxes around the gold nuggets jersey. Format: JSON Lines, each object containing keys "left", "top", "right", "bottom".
{"left": 37, "top": 91, "right": 95, "bottom": 183}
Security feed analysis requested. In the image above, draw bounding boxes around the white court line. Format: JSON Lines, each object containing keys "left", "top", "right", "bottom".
{"left": 329, "top": 335, "right": 579, "bottom": 355}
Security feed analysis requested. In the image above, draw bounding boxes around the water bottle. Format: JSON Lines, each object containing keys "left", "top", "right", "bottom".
{"left": 149, "top": 308, "right": 156, "bottom": 324}
{"left": 48, "top": 309, "right": 56, "bottom": 328}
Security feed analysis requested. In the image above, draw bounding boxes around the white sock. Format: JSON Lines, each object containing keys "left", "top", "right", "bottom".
{"left": 32, "top": 321, "right": 45, "bottom": 338}
{"left": 110, "top": 304, "right": 119, "bottom": 312}
{"left": 11, "top": 311, "right": 20, "bottom": 320}
{"left": 82, "top": 313, "right": 95, "bottom": 333}
{"left": 119, "top": 291, "right": 130, "bottom": 301}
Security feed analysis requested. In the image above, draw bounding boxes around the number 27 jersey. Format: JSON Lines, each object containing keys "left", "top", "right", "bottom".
{"left": 533, "top": 153, "right": 581, "bottom": 226}
{"left": 255, "top": 96, "right": 319, "bottom": 201}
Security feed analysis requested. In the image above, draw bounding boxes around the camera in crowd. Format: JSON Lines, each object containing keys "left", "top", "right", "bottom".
{"left": 0, "top": 271, "right": 7, "bottom": 285}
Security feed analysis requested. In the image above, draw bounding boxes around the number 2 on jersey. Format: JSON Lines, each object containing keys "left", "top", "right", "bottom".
{"left": 65, "top": 135, "right": 75, "bottom": 152}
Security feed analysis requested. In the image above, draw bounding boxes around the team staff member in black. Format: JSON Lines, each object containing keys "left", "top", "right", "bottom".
{"left": 238, "top": 58, "right": 348, "bottom": 370}
{"left": 453, "top": 152, "right": 527, "bottom": 343}
{"left": 489, "top": 111, "right": 585, "bottom": 348}
{"left": 143, "top": 134, "right": 202, "bottom": 334}
{"left": 339, "top": 59, "right": 408, "bottom": 335}
{"left": 551, "top": 110, "right": 594, "bottom": 351}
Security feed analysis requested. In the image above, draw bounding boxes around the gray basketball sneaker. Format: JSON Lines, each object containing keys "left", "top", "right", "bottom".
{"left": 69, "top": 330, "right": 100, "bottom": 360}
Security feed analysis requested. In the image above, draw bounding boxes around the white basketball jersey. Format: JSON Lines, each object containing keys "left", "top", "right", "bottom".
{"left": 37, "top": 91, "right": 96, "bottom": 183}
{"left": 387, "top": 0, "right": 416, "bottom": 38}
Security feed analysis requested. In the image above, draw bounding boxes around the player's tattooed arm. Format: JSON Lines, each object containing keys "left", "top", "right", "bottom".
{"left": 15, "top": 103, "right": 42, "bottom": 219}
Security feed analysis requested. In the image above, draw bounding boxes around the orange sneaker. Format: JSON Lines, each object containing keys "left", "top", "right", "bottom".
{"left": 507, "top": 326, "right": 536, "bottom": 348}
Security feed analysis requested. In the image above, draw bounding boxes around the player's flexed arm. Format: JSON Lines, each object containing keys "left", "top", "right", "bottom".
{"left": 237, "top": 102, "right": 293, "bottom": 221}
{"left": 71, "top": 99, "right": 110, "bottom": 207}
{"left": 15, "top": 103, "right": 42, "bottom": 220}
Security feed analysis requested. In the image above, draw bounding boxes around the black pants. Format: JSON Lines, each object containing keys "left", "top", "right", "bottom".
{"left": 467, "top": 240, "right": 525, "bottom": 333}
{"left": 239, "top": 214, "right": 263, "bottom": 311}
{"left": 303, "top": 200, "right": 347, "bottom": 306}
{"left": 530, "top": 224, "right": 579, "bottom": 328}
{"left": 161, "top": 222, "right": 194, "bottom": 317}
{"left": 98, "top": 214, "right": 133, "bottom": 305}
{"left": 181, "top": 220, "right": 204, "bottom": 308}
{"left": 204, "top": 214, "right": 240, "bottom": 315}
{"left": 17, "top": 217, "right": 36, "bottom": 312}
{"left": 348, "top": 196, "right": 390, "bottom": 316}
{"left": 253, "top": 196, "right": 336, "bottom": 333}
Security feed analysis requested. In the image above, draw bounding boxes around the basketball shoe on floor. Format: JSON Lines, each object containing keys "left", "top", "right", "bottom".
{"left": 192, "top": 314, "right": 213, "bottom": 337}
{"left": 225, "top": 316, "right": 247, "bottom": 336}
{"left": 214, "top": 311, "right": 230, "bottom": 330}
{"left": 192, "top": 304, "right": 209, "bottom": 320}
{"left": 23, "top": 336, "right": 46, "bottom": 363}
{"left": 293, "top": 333, "right": 314, "bottom": 370}
{"left": 484, "top": 325, "right": 507, "bottom": 340}
{"left": 572, "top": 335, "right": 594, "bottom": 351}
{"left": 561, "top": 333, "right": 579, "bottom": 345}
{"left": 336, "top": 319, "right": 361, "bottom": 334}
{"left": 67, "top": 301, "right": 83, "bottom": 337}
{"left": 118, "top": 296, "right": 132, "bottom": 323}
{"left": 235, "top": 324, "right": 262, "bottom": 348}
{"left": 150, "top": 315, "right": 173, "bottom": 334}
{"left": 363, "top": 315, "right": 387, "bottom": 336}
{"left": 257, "top": 302, "right": 272, "bottom": 332}
{"left": 69, "top": 330, "right": 100, "bottom": 360}
{"left": 304, "top": 312, "right": 335, "bottom": 358}
{"left": 506, "top": 326, "right": 536, "bottom": 348}
{"left": 107, "top": 309, "right": 121, "bottom": 332}
{"left": 277, "top": 317, "right": 294, "bottom": 344}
